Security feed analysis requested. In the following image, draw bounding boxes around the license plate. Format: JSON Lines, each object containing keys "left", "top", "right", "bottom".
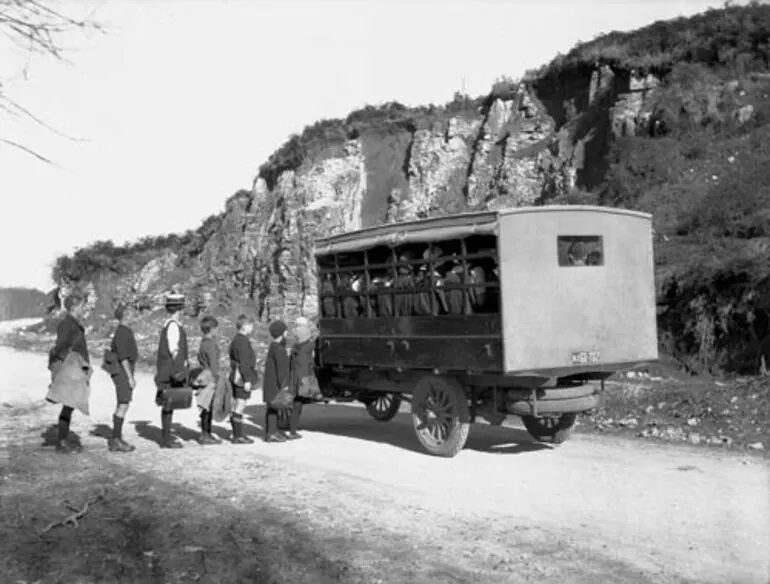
{"left": 572, "top": 351, "right": 600, "bottom": 365}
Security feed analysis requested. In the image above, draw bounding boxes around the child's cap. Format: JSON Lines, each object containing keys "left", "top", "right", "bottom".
{"left": 269, "top": 320, "right": 288, "bottom": 339}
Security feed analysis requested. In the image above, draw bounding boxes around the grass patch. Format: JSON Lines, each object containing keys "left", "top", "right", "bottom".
{"left": 585, "top": 374, "right": 769, "bottom": 452}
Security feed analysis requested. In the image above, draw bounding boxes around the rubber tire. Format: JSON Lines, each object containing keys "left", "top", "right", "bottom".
{"left": 522, "top": 413, "right": 577, "bottom": 444}
{"left": 365, "top": 393, "right": 403, "bottom": 422}
{"left": 411, "top": 376, "right": 470, "bottom": 458}
{"left": 507, "top": 394, "right": 599, "bottom": 416}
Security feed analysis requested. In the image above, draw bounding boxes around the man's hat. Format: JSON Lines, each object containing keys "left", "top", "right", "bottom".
{"left": 164, "top": 291, "right": 186, "bottom": 308}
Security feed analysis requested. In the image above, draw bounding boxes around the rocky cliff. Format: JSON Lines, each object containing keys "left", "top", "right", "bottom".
{"left": 49, "top": 4, "right": 770, "bottom": 374}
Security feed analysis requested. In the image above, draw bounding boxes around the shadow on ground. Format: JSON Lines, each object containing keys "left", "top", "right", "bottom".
{"left": 243, "top": 402, "right": 551, "bottom": 456}
{"left": 40, "top": 424, "right": 82, "bottom": 448}
{"left": 0, "top": 450, "right": 478, "bottom": 584}
{"left": 132, "top": 420, "right": 204, "bottom": 447}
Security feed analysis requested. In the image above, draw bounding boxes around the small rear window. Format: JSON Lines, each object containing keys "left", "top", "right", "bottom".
{"left": 557, "top": 236, "right": 604, "bottom": 267}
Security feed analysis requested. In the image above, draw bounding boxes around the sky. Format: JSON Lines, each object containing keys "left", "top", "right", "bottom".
{"left": 0, "top": 0, "right": 737, "bottom": 291}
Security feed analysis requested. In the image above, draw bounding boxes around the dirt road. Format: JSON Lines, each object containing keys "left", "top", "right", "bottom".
{"left": 1, "top": 344, "right": 768, "bottom": 584}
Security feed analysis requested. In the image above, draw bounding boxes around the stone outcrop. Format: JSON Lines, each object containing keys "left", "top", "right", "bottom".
{"left": 54, "top": 65, "right": 672, "bottom": 324}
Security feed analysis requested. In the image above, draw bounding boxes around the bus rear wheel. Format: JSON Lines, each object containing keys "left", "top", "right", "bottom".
{"left": 411, "top": 376, "right": 470, "bottom": 458}
{"left": 521, "top": 413, "right": 577, "bottom": 444}
{"left": 365, "top": 393, "right": 402, "bottom": 422}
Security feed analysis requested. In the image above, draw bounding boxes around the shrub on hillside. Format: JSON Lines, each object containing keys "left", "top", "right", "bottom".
{"left": 534, "top": 3, "right": 770, "bottom": 77}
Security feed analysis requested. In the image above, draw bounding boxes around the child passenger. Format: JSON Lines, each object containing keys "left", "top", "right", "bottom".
{"left": 228, "top": 314, "right": 259, "bottom": 444}
{"left": 195, "top": 315, "right": 221, "bottom": 445}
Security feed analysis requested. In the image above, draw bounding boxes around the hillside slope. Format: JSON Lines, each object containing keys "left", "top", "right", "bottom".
{"left": 47, "top": 4, "right": 770, "bottom": 375}
{"left": 0, "top": 288, "right": 47, "bottom": 321}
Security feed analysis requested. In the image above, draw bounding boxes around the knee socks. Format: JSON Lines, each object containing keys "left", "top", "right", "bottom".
{"left": 112, "top": 414, "right": 124, "bottom": 440}
{"left": 230, "top": 413, "right": 243, "bottom": 438}
{"left": 289, "top": 402, "right": 303, "bottom": 433}
{"left": 58, "top": 406, "right": 73, "bottom": 442}
{"left": 199, "top": 409, "right": 213, "bottom": 434}
{"left": 161, "top": 410, "right": 173, "bottom": 442}
{"left": 265, "top": 409, "right": 278, "bottom": 435}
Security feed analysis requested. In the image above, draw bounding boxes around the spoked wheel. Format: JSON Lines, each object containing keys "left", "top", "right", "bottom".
{"left": 521, "top": 413, "right": 577, "bottom": 444}
{"left": 365, "top": 393, "right": 402, "bottom": 422}
{"left": 411, "top": 376, "right": 470, "bottom": 457}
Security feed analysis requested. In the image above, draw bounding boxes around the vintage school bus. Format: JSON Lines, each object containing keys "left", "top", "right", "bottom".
{"left": 312, "top": 205, "right": 658, "bottom": 457}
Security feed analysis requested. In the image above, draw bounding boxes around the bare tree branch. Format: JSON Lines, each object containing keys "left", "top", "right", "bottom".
{"left": 0, "top": 0, "right": 104, "bottom": 163}
{"left": 0, "top": 137, "right": 54, "bottom": 164}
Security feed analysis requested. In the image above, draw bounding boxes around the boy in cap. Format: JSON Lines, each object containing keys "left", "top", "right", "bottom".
{"left": 228, "top": 314, "right": 259, "bottom": 444}
{"left": 153, "top": 290, "right": 189, "bottom": 449}
{"left": 108, "top": 304, "right": 138, "bottom": 452}
{"left": 196, "top": 315, "right": 221, "bottom": 445}
{"left": 262, "top": 319, "right": 291, "bottom": 442}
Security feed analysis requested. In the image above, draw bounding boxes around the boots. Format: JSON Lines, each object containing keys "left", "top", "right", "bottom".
{"left": 109, "top": 414, "right": 135, "bottom": 452}
{"left": 264, "top": 409, "right": 287, "bottom": 443}
{"left": 198, "top": 409, "right": 219, "bottom": 445}
{"left": 230, "top": 413, "right": 253, "bottom": 444}
{"left": 56, "top": 407, "right": 82, "bottom": 454}
{"left": 160, "top": 410, "right": 182, "bottom": 449}
{"left": 287, "top": 402, "right": 303, "bottom": 440}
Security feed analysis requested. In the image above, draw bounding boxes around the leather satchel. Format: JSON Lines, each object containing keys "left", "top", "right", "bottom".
{"left": 160, "top": 387, "right": 194, "bottom": 410}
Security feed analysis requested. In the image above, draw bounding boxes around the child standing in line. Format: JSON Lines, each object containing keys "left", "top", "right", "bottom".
{"left": 196, "top": 315, "right": 221, "bottom": 445}
{"left": 228, "top": 314, "right": 259, "bottom": 444}
{"left": 262, "top": 320, "right": 294, "bottom": 443}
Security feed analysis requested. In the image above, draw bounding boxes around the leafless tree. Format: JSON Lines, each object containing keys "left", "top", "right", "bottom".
{"left": 0, "top": 0, "right": 103, "bottom": 164}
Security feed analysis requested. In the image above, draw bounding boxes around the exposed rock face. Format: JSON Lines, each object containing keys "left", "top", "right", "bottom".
{"left": 57, "top": 65, "right": 668, "bottom": 324}
{"left": 399, "top": 118, "right": 479, "bottom": 221}
{"left": 611, "top": 70, "right": 661, "bottom": 138}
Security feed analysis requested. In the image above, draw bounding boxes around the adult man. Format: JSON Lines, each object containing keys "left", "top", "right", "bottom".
{"left": 153, "top": 291, "right": 189, "bottom": 449}
{"left": 108, "top": 304, "right": 138, "bottom": 453}
{"left": 48, "top": 293, "right": 90, "bottom": 454}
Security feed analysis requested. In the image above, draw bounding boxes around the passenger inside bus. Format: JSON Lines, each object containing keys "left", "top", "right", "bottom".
{"left": 441, "top": 255, "right": 466, "bottom": 315}
{"left": 317, "top": 239, "right": 502, "bottom": 318}
{"left": 339, "top": 272, "right": 361, "bottom": 319}
{"left": 567, "top": 241, "right": 587, "bottom": 266}
{"left": 373, "top": 272, "right": 394, "bottom": 316}
{"left": 467, "top": 262, "right": 488, "bottom": 313}
{"left": 320, "top": 273, "right": 337, "bottom": 318}
{"left": 415, "top": 247, "right": 447, "bottom": 316}
{"left": 586, "top": 250, "right": 602, "bottom": 266}
{"left": 394, "top": 253, "right": 415, "bottom": 316}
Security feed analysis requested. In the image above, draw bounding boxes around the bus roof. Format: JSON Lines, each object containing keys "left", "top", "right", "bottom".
{"left": 313, "top": 205, "right": 652, "bottom": 256}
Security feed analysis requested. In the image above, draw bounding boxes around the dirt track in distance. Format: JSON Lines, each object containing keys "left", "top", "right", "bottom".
{"left": 1, "top": 345, "right": 768, "bottom": 584}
